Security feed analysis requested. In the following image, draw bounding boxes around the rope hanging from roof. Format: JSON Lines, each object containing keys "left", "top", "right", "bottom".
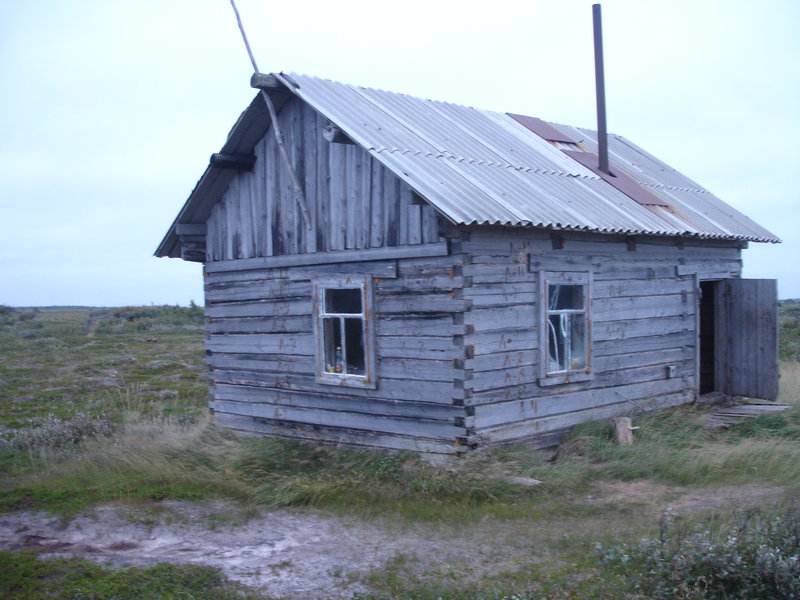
{"left": 227, "top": 0, "right": 312, "bottom": 231}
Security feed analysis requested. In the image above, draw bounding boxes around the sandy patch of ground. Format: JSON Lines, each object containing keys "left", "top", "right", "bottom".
{"left": 0, "top": 501, "right": 529, "bottom": 599}
{"left": 0, "top": 483, "right": 787, "bottom": 598}
{"left": 582, "top": 480, "right": 786, "bottom": 515}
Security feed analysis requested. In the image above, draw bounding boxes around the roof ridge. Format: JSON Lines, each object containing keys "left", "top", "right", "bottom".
{"left": 638, "top": 181, "right": 711, "bottom": 194}
{"left": 375, "top": 146, "right": 601, "bottom": 179}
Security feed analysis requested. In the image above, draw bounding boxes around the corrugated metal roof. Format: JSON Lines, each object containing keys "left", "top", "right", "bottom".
{"left": 278, "top": 72, "right": 779, "bottom": 243}
{"left": 155, "top": 73, "right": 779, "bottom": 257}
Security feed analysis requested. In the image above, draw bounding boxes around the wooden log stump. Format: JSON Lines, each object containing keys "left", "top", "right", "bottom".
{"left": 614, "top": 417, "right": 634, "bottom": 445}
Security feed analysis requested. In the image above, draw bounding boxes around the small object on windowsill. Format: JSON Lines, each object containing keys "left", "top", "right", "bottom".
{"left": 335, "top": 346, "right": 343, "bottom": 373}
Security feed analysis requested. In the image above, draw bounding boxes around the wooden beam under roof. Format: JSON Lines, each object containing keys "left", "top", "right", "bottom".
{"left": 210, "top": 153, "right": 256, "bottom": 171}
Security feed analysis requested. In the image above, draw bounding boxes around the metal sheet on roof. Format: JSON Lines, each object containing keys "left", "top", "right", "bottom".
{"left": 281, "top": 73, "right": 777, "bottom": 243}
{"left": 157, "top": 72, "right": 779, "bottom": 258}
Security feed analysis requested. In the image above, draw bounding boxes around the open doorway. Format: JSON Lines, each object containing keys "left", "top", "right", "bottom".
{"left": 698, "top": 280, "right": 718, "bottom": 395}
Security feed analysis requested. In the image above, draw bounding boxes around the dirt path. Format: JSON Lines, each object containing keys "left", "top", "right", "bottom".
{"left": 0, "top": 500, "right": 526, "bottom": 598}
{"left": 0, "top": 483, "right": 786, "bottom": 598}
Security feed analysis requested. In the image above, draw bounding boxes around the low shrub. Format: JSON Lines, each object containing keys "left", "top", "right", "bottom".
{"left": 11, "top": 413, "right": 114, "bottom": 451}
{"left": 89, "top": 305, "right": 204, "bottom": 333}
{"left": 1, "top": 305, "right": 17, "bottom": 327}
{"left": 598, "top": 507, "right": 800, "bottom": 599}
{"left": 780, "top": 299, "right": 800, "bottom": 361}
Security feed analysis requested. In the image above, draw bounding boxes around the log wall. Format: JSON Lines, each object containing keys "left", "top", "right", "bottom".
{"left": 198, "top": 95, "right": 753, "bottom": 453}
{"left": 204, "top": 252, "right": 469, "bottom": 455}
{"left": 459, "top": 227, "right": 743, "bottom": 447}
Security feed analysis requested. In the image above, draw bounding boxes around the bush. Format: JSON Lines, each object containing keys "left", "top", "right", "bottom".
{"left": 11, "top": 414, "right": 114, "bottom": 451}
{"left": 780, "top": 299, "right": 800, "bottom": 361}
{"left": 88, "top": 305, "right": 204, "bottom": 333}
{"left": 0, "top": 305, "right": 16, "bottom": 326}
{"left": 598, "top": 507, "right": 800, "bottom": 599}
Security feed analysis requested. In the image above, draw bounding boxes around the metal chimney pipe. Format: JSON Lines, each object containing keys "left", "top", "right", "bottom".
{"left": 593, "top": 3, "right": 610, "bottom": 175}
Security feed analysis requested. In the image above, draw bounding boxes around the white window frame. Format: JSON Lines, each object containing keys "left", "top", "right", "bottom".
{"left": 538, "top": 271, "right": 593, "bottom": 386}
{"left": 312, "top": 276, "right": 377, "bottom": 389}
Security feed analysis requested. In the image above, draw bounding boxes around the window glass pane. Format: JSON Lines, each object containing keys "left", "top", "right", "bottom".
{"left": 569, "top": 314, "right": 587, "bottom": 371}
{"left": 548, "top": 284, "right": 584, "bottom": 310}
{"left": 344, "top": 318, "right": 365, "bottom": 375}
{"left": 325, "top": 288, "right": 362, "bottom": 314}
{"left": 323, "top": 317, "right": 343, "bottom": 373}
{"left": 547, "top": 314, "right": 568, "bottom": 373}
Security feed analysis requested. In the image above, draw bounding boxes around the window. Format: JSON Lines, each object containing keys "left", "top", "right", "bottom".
{"left": 539, "top": 272, "right": 592, "bottom": 385}
{"left": 313, "top": 277, "right": 376, "bottom": 388}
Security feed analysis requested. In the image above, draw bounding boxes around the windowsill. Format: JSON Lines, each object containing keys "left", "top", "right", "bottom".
{"left": 538, "top": 370, "right": 593, "bottom": 387}
{"left": 316, "top": 373, "right": 377, "bottom": 389}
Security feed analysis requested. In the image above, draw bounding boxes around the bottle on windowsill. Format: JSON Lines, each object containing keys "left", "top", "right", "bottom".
{"left": 335, "top": 346, "right": 343, "bottom": 373}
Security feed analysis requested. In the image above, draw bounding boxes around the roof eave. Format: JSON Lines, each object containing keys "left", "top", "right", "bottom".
{"left": 154, "top": 88, "right": 289, "bottom": 258}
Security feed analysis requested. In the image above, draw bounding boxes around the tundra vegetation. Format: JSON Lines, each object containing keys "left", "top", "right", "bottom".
{"left": 0, "top": 303, "right": 799, "bottom": 599}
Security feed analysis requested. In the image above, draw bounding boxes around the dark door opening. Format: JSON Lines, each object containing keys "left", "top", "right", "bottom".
{"left": 699, "top": 280, "right": 718, "bottom": 395}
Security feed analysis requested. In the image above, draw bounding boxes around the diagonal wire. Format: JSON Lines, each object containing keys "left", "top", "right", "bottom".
{"left": 227, "top": 0, "right": 312, "bottom": 231}
{"left": 229, "top": 0, "right": 259, "bottom": 72}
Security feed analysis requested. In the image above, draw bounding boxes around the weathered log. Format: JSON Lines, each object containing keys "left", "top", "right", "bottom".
{"left": 250, "top": 72, "right": 283, "bottom": 89}
{"left": 210, "top": 153, "right": 256, "bottom": 171}
{"left": 613, "top": 417, "right": 634, "bottom": 445}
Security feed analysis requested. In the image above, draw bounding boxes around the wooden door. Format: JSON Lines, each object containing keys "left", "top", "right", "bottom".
{"left": 718, "top": 278, "right": 778, "bottom": 400}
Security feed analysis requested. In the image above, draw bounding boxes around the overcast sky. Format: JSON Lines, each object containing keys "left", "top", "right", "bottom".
{"left": 1, "top": 0, "right": 798, "bottom": 306}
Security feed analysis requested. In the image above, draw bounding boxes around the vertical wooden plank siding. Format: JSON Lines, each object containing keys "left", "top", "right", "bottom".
{"left": 291, "top": 100, "right": 306, "bottom": 255}
{"left": 359, "top": 157, "right": 372, "bottom": 249}
{"left": 722, "top": 278, "right": 778, "bottom": 400}
{"left": 329, "top": 145, "right": 346, "bottom": 251}
{"left": 302, "top": 105, "right": 317, "bottom": 254}
{"left": 260, "top": 135, "right": 272, "bottom": 257}
{"left": 315, "top": 110, "right": 330, "bottom": 253}
{"left": 269, "top": 138, "right": 282, "bottom": 256}
{"left": 204, "top": 96, "right": 446, "bottom": 263}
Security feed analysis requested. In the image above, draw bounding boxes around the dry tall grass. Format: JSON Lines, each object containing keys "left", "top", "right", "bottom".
{"left": 7, "top": 362, "right": 800, "bottom": 516}
{"left": 779, "top": 360, "right": 800, "bottom": 405}
{"left": 15, "top": 412, "right": 252, "bottom": 506}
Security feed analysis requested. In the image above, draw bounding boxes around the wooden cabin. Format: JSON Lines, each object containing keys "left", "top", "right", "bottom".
{"left": 156, "top": 73, "right": 780, "bottom": 457}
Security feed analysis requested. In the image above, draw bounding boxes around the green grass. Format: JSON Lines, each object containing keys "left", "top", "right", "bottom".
{"left": 0, "top": 550, "right": 270, "bottom": 600}
{"left": 780, "top": 298, "right": 800, "bottom": 360}
{"left": 3, "top": 391, "right": 798, "bottom": 519}
{"left": 0, "top": 305, "right": 205, "bottom": 428}
{"left": 1, "top": 306, "right": 799, "bottom": 599}
{"left": 558, "top": 403, "right": 800, "bottom": 487}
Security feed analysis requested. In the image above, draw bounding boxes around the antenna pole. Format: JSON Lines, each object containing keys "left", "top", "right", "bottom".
{"left": 593, "top": 4, "right": 610, "bottom": 175}
{"left": 229, "top": 0, "right": 259, "bottom": 73}
{"left": 227, "top": 0, "right": 312, "bottom": 231}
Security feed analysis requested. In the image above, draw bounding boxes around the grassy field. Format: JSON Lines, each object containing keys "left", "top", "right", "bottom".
{"left": 1, "top": 305, "right": 799, "bottom": 599}
{"left": 780, "top": 298, "right": 800, "bottom": 360}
